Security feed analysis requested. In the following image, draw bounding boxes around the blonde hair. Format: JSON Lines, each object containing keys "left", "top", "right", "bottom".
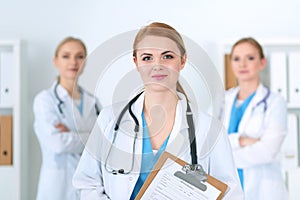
{"left": 230, "top": 37, "right": 265, "bottom": 59}
{"left": 54, "top": 36, "right": 87, "bottom": 57}
{"left": 133, "top": 22, "right": 188, "bottom": 100}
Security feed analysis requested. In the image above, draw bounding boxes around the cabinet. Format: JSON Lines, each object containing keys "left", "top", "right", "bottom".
{"left": 220, "top": 38, "right": 300, "bottom": 199}
{"left": 0, "top": 40, "right": 22, "bottom": 199}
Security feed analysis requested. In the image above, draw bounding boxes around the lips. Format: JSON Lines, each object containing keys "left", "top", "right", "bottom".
{"left": 69, "top": 68, "right": 79, "bottom": 72}
{"left": 239, "top": 70, "right": 248, "bottom": 74}
{"left": 152, "top": 74, "right": 167, "bottom": 80}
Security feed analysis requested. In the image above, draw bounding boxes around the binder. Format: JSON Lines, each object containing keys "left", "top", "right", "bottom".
{"left": 0, "top": 52, "right": 14, "bottom": 107}
{"left": 288, "top": 52, "right": 300, "bottom": 107}
{"left": 280, "top": 114, "right": 299, "bottom": 171}
{"left": 287, "top": 168, "right": 300, "bottom": 200}
{"left": 269, "top": 52, "right": 288, "bottom": 100}
{"left": 0, "top": 115, "right": 13, "bottom": 165}
{"left": 135, "top": 151, "right": 227, "bottom": 200}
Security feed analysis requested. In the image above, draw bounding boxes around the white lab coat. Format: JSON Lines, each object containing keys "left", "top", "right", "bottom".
{"left": 224, "top": 83, "right": 288, "bottom": 200}
{"left": 33, "top": 81, "right": 100, "bottom": 200}
{"left": 73, "top": 92, "right": 243, "bottom": 200}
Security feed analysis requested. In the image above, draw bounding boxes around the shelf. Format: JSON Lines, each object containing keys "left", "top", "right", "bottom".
{"left": 0, "top": 40, "right": 21, "bottom": 199}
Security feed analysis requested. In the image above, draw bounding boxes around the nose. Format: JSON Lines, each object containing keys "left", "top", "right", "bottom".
{"left": 152, "top": 58, "right": 163, "bottom": 70}
{"left": 239, "top": 58, "right": 246, "bottom": 68}
{"left": 153, "top": 65, "right": 162, "bottom": 71}
{"left": 70, "top": 56, "right": 78, "bottom": 65}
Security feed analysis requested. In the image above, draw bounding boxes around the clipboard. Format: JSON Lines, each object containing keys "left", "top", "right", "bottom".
{"left": 135, "top": 151, "right": 228, "bottom": 200}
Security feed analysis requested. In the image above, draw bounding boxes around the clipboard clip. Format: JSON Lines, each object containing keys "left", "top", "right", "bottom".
{"left": 174, "top": 164, "right": 207, "bottom": 191}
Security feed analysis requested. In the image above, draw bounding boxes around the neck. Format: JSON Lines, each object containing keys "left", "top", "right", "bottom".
{"left": 144, "top": 90, "right": 178, "bottom": 114}
{"left": 58, "top": 77, "right": 80, "bottom": 99}
{"left": 143, "top": 90, "right": 178, "bottom": 150}
{"left": 238, "top": 80, "right": 259, "bottom": 100}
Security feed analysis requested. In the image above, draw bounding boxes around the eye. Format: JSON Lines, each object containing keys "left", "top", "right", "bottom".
{"left": 76, "top": 55, "right": 85, "bottom": 59}
{"left": 232, "top": 56, "right": 240, "bottom": 62}
{"left": 163, "top": 54, "right": 174, "bottom": 59}
{"left": 62, "top": 55, "right": 70, "bottom": 59}
{"left": 248, "top": 56, "right": 255, "bottom": 61}
{"left": 142, "top": 56, "right": 152, "bottom": 61}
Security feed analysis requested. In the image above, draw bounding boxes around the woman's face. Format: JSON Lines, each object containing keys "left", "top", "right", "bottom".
{"left": 231, "top": 42, "right": 266, "bottom": 83}
{"left": 53, "top": 41, "right": 86, "bottom": 81}
{"left": 134, "top": 36, "right": 186, "bottom": 93}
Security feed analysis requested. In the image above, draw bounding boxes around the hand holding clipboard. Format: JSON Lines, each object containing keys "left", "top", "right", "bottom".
{"left": 135, "top": 151, "right": 228, "bottom": 200}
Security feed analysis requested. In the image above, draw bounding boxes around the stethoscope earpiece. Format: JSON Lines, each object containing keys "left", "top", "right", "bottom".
{"left": 112, "top": 170, "right": 118, "bottom": 175}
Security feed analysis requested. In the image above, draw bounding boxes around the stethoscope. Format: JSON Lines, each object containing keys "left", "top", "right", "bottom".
{"left": 54, "top": 81, "right": 100, "bottom": 117}
{"left": 254, "top": 88, "right": 270, "bottom": 112}
{"left": 104, "top": 91, "right": 198, "bottom": 175}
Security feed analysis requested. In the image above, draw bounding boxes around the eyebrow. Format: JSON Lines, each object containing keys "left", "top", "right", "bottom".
{"left": 161, "top": 51, "right": 173, "bottom": 55}
{"left": 140, "top": 53, "right": 152, "bottom": 57}
{"left": 139, "top": 50, "right": 175, "bottom": 57}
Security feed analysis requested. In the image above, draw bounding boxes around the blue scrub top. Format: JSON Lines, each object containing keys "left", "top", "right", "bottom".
{"left": 74, "top": 92, "right": 84, "bottom": 115}
{"left": 130, "top": 112, "right": 170, "bottom": 200}
{"left": 228, "top": 91, "right": 256, "bottom": 189}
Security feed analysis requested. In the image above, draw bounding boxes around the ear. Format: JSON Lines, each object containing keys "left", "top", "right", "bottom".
{"left": 180, "top": 54, "right": 187, "bottom": 70}
{"left": 53, "top": 57, "right": 59, "bottom": 69}
{"left": 133, "top": 56, "right": 139, "bottom": 71}
{"left": 260, "top": 57, "right": 267, "bottom": 71}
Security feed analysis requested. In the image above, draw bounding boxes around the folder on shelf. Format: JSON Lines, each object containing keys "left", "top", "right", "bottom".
{"left": 269, "top": 52, "right": 287, "bottom": 100}
{"left": 288, "top": 52, "right": 300, "bottom": 107}
{"left": 0, "top": 115, "right": 13, "bottom": 165}
{"left": 135, "top": 151, "right": 227, "bottom": 200}
{"left": 224, "top": 54, "right": 237, "bottom": 90}
{"left": 0, "top": 52, "right": 14, "bottom": 107}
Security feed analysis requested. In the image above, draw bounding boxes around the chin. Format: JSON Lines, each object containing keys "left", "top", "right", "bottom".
{"left": 146, "top": 84, "right": 175, "bottom": 93}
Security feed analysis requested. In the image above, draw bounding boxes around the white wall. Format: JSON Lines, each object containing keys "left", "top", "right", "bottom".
{"left": 1, "top": 0, "right": 300, "bottom": 199}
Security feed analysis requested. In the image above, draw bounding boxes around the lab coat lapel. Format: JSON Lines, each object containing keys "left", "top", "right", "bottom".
{"left": 53, "top": 82, "right": 73, "bottom": 122}
{"left": 224, "top": 88, "right": 239, "bottom": 130}
{"left": 75, "top": 91, "right": 95, "bottom": 130}
{"left": 128, "top": 92, "right": 145, "bottom": 172}
{"left": 81, "top": 91, "right": 95, "bottom": 118}
{"left": 52, "top": 82, "right": 89, "bottom": 131}
{"left": 238, "top": 83, "right": 266, "bottom": 132}
{"left": 165, "top": 93, "right": 190, "bottom": 161}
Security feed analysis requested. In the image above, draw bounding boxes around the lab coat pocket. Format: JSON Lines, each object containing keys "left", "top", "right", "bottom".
{"left": 103, "top": 172, "right": 132, "bottom": 199}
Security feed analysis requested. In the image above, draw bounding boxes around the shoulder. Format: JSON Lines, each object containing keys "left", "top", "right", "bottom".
{"left": 256, "top": 84, "right": 284, "bottom": 103}
{"left": 266, "top": 89, "right": 287, "bottom": 109}
{"left": 97, "top": 101, "right": 128, "bottom": 128}
{"left": 225, "top": 87, "right": 238, "bottom": 99}
{"left": 81, "top": 88, "right": 94, "bottom": 100}
{"left": 33, "top": 88, "right": 54, "bottom": 106}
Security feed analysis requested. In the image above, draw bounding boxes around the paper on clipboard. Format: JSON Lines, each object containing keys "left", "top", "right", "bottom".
{"left": 135, "top": 151, "right": 227, "bottom": 200}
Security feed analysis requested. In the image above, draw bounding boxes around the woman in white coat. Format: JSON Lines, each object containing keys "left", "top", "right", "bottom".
{"left": 33, "top": 37, "right": 100, "bottom": 200}
{"left": 225, "top": 37, "right": 288, "bottom": 199}
{"left": 73, "top": 22, "right": 243, "bottom": 199}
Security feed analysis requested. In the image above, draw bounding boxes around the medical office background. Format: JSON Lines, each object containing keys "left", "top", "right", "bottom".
{"left": 1, "top": 0, "right": 300, "bottom": 199}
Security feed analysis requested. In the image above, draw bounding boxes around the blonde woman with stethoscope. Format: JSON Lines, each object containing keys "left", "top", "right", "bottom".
{"left": 224, "top": 37, "right": 288, "bottom": 200}
{"left": 73, "top": 22, "right": 243, "bottom": 200}
{"left": 33, "top": 37, "right": 101, "bottom": 200}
